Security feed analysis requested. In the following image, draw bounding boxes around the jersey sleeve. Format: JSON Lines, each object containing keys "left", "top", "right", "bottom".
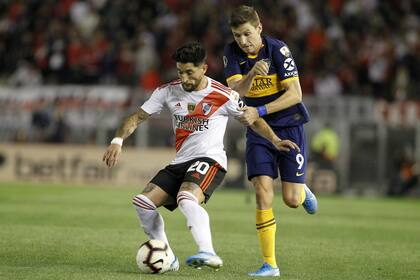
{"left": 272, "top": 41, "right": 299, "bottom": 82}
{"left": 224, "top": 90, "right": 245, "bottom": 117}
{"left": 223, "top": 44, "right": 243, "bottom": 83}
{"left": 140, "top": 87, "right": 167, "bottom": 115}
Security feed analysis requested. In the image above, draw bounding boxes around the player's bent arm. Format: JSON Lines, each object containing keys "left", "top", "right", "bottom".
{"left": 250, "top": 118, "right": 300, "bottom": 152}
{"left": 115, "top": 108, "right": 150, "bottom": 139}
{"left": 265, "top": 78, "right": 302, "bottom": 114}
{"left": 227, "top": 75, "right": 255, "bottom": 98}
{"left": 227, "top": 60, "right": 269, "bottom": 97}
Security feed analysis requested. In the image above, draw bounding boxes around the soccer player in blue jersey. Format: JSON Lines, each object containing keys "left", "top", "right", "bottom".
{"left": 223, "top": 5, "right": 318, "bottom": 277}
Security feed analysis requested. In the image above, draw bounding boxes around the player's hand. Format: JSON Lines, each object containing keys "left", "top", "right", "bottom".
{"left": 102, "top": 144, "right": 122, "bottom": 168}
{"left": 237, "top": 106, "right": 259, "bottom": 126}
{"left": 272, "top": 138, "right": 300, "bottom": 152}
{"left": 250, "top": 60, "right": 269, "bottom": 77}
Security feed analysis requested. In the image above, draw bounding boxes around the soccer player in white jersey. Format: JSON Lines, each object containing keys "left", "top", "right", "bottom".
{"left": 102, "top": 42, "right": 299, "bottom": 271}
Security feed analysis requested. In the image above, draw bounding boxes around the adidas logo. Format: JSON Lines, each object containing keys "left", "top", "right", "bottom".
{"left": 191, "top": 172, "right": 200, "bottom": 179}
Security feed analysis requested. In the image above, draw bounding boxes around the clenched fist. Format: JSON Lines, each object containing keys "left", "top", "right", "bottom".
{"left": 250, "top": 59, "right": 270, "bottom": 77}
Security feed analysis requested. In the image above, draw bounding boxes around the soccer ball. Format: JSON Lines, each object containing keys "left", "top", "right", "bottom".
{"left": 136, "top": 239, "right": 171, "bottom": 274}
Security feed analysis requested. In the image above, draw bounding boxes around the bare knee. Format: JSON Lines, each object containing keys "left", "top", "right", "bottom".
{"left": 282, "top": 182, "right": 305, "bottom": 208}
{"left": 252, "top": 176, "right": 274, "bottom": 209}
{"left": 282, "top": 195, "right": 301, "bottom": 208}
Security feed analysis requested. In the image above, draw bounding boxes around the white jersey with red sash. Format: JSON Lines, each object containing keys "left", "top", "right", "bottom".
{"left": 141, "top": 76, "right": 243, "bottom": 170}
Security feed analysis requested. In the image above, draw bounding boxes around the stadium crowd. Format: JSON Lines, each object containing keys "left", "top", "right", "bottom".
{"left": 0, "top": 0, "right": 419, "bottom": 101}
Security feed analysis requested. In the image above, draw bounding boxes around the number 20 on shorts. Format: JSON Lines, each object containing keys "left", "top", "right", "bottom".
{"left": 187, "top": 161, "right": 210, "bottom": 175}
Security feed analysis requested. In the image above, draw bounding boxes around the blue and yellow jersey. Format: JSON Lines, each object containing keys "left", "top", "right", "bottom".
{"left": 223, "top": 36, "right": 309, "bottom": 127}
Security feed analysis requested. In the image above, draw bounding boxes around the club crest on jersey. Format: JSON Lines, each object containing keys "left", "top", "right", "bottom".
{"left": 280, "top": 46, "right": 291, "bottom": 57}
{"left": 202, "top": 103, "right": 213, "bottom": 115}
{"left": 188, "top": 103, "right": 196, "bottom": 113}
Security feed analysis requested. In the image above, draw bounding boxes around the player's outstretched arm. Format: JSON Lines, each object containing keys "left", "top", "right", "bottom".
{"left": 102, "top": 109, "right": 149, "bottom": 167}
{"left": 250, "top": 118, "right": 300, "bottom": 152}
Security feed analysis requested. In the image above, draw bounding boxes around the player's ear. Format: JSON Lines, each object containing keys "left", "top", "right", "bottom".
{"left": 257, "top": 23, "right": 262, "bottom": 34}
{"left": 202, "top": 63, "right": 208, "bottom": 74}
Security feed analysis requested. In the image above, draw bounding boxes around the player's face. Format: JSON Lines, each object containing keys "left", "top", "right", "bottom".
{"left": 176, "top": 62, "right": 208, "bottom": 92}
{"left": 231, "top": 22, "right": 263, "bottom": 55}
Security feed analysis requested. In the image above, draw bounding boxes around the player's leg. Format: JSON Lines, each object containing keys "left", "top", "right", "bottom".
{"left": 248, "top": 175, "right": 280, "bottom": 277}
{"left": 282, "top": 181, "right": 317, "bottom": 214}
{"left": 245, "top": 131, "right": 280, "bottom": 277}
{"left": 278, "top": 126, "right": 317, "bottom": 214}
{"left": 133, "top": 183, "right": 171, "bottom": 241}
{"left": 132, "top": 165, "right": 185, "bottom": 271}
{"left": 176, "top": 158, "right": 225, "bottom": 269}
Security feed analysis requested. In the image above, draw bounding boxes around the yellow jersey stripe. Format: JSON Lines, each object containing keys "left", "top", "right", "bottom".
{"left": 280, "top": 76, "right": 299, "bottom": 84}
{"left": 226, "top": 74, "right": 243, "bottom": 83}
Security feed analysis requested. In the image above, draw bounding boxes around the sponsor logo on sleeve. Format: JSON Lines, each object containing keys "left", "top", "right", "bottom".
{"left": 283, "top": 58, "right": 295, "bottom": 71}
{"left": 280, "top": 46, "right": 291, "bottom": 57}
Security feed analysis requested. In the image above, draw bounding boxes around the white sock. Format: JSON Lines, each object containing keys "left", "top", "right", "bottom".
{"left": 132, "top": 194, "right": 175, "bottom": 261}
{"left": 177, "top": 191, "right": 215, "bottom": 255}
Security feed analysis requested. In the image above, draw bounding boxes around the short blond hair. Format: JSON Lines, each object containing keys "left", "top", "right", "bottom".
{"left": 229, "top": 5, "right": 260, "bottom": 28}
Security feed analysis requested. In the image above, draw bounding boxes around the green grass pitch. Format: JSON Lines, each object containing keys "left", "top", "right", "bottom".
{"left": 1, "top": 182, "right": 420, "bottom": 280}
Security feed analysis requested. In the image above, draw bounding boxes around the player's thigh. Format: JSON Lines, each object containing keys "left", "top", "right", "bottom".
{"left": 276, "top": 125, "right": 307, "bottom": 184}
{"left": 141, "top": 182, "right": 172, "bottom": 207}
{"left": 246, "top": 130, "right": 279, "bottom": 180}
{"left": 182, "top": 157, "right": 226, "bottom": 204}
{"left": 148, "top": 163, "right": 187, "bottom": 209}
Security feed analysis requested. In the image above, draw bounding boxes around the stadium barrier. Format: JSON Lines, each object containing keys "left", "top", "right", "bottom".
{"left": 0, "top": 143, "right": 244, "bottom": 188}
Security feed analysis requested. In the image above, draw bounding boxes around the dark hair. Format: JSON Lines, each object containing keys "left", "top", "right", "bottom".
{"left": 172, "top": 42, "right": 206, "bottom": 66}
{"left": 229, "top": 5, "right": 260, "bottom": 28}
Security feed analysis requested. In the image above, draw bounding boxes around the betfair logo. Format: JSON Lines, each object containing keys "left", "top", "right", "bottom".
{"left": 296, "top": 172, "right": 304, "bottom": 177}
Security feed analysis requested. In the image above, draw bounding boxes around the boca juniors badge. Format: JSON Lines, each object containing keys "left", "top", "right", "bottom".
{"left": 188, "top": 103, "right": 196, "bottom": 113}
{"left": 202, "top": 103, "right": 213, "bottom": 115}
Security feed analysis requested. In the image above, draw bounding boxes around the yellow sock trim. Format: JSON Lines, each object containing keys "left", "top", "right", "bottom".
{"left": 256, "top": 208, "right": 277, "bottom": 268}
{"left": 300, "top": 186, "right": 306, "bottom": 205}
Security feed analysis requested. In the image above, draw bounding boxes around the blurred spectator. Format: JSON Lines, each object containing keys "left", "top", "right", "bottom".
{"left": 388, "top": 155, "right": 419, "bottom": 196}
{"left": 8, "top": 60, "right": 42, "bottom": 86}
{"left": 311, "top": 122, "right": 340, "bottom": 169}
{"left": 0, "top": 0, "right": 417, "bottom": 102}
{"left": 31, "top": 99, "right": 51, "bottom": 142}
{"left": 47, "top": 109, "right": 69, "bottom": 143}
{"left": 314, "top": 70, "right": 343, "bottom": 98}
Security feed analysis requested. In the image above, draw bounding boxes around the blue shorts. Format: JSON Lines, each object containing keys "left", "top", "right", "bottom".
{"left": 246, "top": 125, "right": 307, "bottom": 183}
